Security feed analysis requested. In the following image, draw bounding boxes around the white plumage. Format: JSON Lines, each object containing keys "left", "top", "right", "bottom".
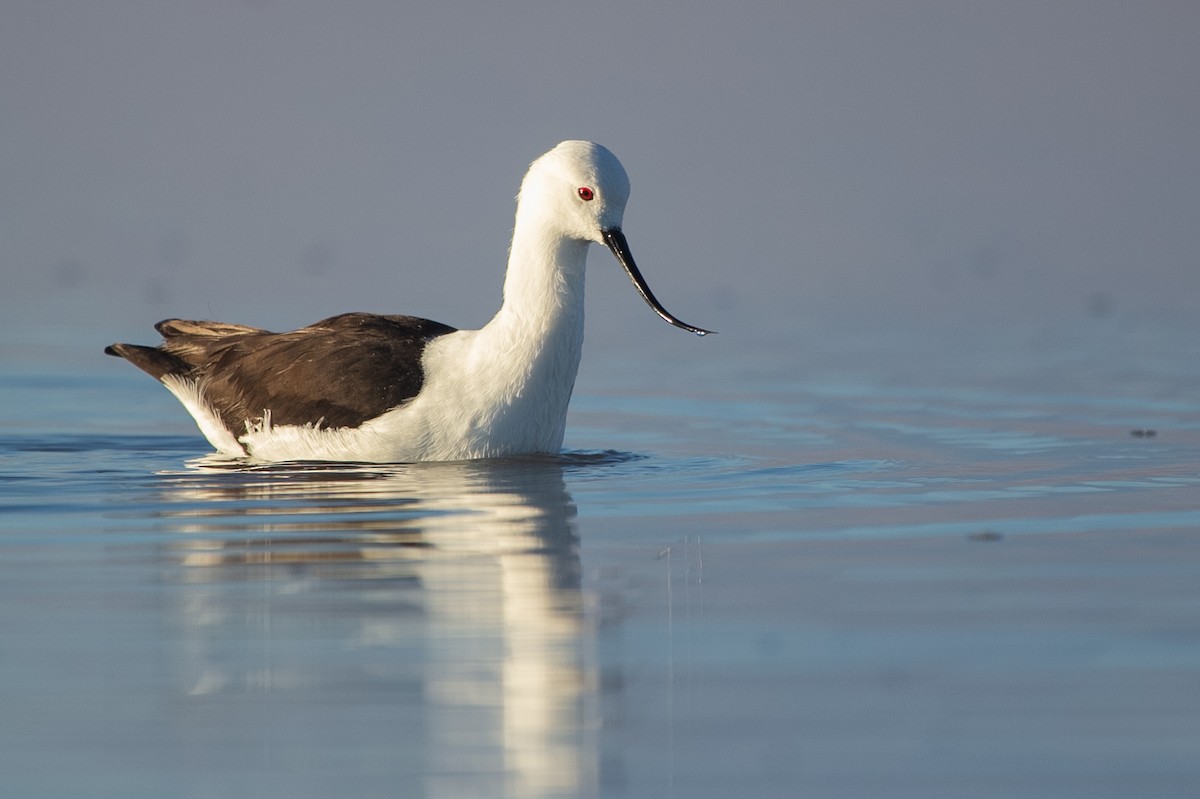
{"left": 107, "top": 141, "right": 711, "bottom": 462}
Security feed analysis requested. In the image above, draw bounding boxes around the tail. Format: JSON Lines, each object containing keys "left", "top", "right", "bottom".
{"left": 104, "top": 342, "right": 191, "bottom": 381}
{"left": 105, "top": 318, "right": 262, "bottom": 380}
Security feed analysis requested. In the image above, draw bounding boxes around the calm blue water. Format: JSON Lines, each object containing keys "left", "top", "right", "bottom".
{"left": 2, "top": 319, "right": 1199, "bottom": 797}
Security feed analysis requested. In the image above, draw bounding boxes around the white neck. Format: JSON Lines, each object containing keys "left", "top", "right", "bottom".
{"left": 465, "top": 212, "right": 590, "bottom": 444}
{"left": 495, "top": 218, "right": 589, "bottom": 333}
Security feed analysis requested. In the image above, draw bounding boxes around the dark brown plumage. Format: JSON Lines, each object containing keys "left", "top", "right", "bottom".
{"left": 105, "top": 313, "right": 456, "bottom": 432}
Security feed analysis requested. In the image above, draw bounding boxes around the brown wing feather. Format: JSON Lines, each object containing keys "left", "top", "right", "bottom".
{"left": 107, "top": 313, "right": 457, "bottom": 431}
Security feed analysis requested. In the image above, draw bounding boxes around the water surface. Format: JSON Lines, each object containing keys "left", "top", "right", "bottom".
{"left": 2, "top": 320, "right": 1198, "bottom": 797}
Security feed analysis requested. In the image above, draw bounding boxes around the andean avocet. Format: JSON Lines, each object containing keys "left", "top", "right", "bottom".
{"left": 105, "top": 141, "right": 712, "bottom": 462}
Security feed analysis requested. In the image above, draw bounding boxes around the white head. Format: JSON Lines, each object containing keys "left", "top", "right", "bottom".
{"left": 517, "top": 140, "right": 630, "bottom": 243}
{"left": 516, "top": 141, "right": 713, "bottom": 336}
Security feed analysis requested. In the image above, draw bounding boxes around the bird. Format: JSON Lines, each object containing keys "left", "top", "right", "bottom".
{"left": 105, "top": 141, "right": 712, "bottom": 463}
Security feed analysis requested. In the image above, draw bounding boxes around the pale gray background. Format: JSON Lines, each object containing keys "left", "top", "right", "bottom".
{"left": 3, "top": 1, "right": 1197, "bottom": 360}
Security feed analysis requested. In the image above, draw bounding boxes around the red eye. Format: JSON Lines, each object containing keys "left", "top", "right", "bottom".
{"left": 577, "top": 187, "right": 595, "bottom": 201}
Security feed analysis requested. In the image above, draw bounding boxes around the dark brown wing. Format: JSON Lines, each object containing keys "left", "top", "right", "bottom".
{"left": 106, "top": 312, "right": 457, "bottom": 431}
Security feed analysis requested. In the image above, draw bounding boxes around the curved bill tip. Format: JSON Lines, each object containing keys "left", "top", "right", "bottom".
{"left": 602, "top": 228, "right": 716, "bottom": 336}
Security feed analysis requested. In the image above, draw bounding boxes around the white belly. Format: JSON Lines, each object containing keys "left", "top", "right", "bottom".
{"left": 233, "top": 323, "right": 583, "bottom": 463}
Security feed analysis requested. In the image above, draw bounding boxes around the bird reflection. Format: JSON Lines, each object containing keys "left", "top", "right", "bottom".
{"left": 151, "top": 454, "right": 604, "bottom": 798}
